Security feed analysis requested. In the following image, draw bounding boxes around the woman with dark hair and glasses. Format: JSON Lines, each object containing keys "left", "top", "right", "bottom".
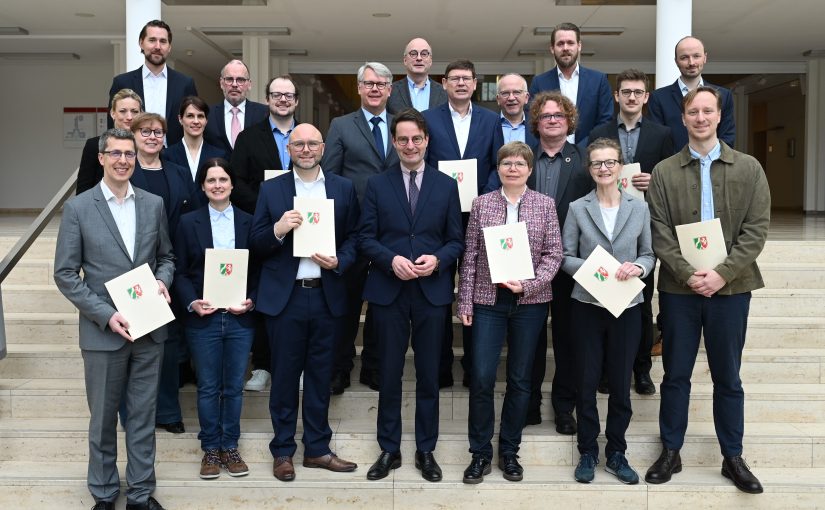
{"left": 564, "top": 138, "right": 655, "bottom": 485}
{"left": 164, "top": 96, "right": 227, "bottom": 193}
{"left": 174, "top": 157, "right": 257, "bottom": 479}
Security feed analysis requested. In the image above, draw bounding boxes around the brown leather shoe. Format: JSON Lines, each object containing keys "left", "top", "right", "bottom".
{"left": 273, "top": 456, "right": 295, "bottom": 481}
{"left": 303, "top": 452, "right": 357, "bottom": 472}
{"left": 651, "top": 333, "right": 663, "bottom": 356}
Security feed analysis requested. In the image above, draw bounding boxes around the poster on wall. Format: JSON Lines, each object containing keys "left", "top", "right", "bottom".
{"left": 63, "top": 107, "right": 108, "bottom": 148}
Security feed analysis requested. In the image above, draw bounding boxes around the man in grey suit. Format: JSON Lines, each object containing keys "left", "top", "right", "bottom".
{"left": 54, "top": 128, "right": 175, "bottom": 510}
{"left": 386, "top": 38, "right": 448, "bottom": 115}
{"left": 322, "top": 62, "right": 400, "bottom": 394}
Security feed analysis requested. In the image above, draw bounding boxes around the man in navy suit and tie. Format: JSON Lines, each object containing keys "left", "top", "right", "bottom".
{"left": 362, "top": 109, "right": 464, "bottom": 483}
{"left": 647, "top": 36, "right": 735, "bottom": 151}
{"left": 203, "top": 59, "right": 269, "bottom": 156}
{"left": 528, "top": 22, "right": 613, "bottom": 145}
{"left": 250, "top": 123, "right": 361, "bottom": 482}
{"left": 108, "top": 20, "right": 197, "bottom": 146}
{"left": 386, "top": 38, "right": 448, "bottom": 115}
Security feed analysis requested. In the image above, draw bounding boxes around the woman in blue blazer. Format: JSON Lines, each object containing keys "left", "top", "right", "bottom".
{"left": 561, "top": 138, "right": 655, "bottom": 485}
{"left": 174, "top": 158, "right": 258, "bottom": 479}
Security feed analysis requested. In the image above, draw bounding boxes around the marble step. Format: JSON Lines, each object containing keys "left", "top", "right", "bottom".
{"left": 0, "top": 460, "right": 823, "bottom": 509}
{"left": 1, "top": 258, "right": 53, "bottom": 285}
{"left": 3, "top": 378, "right": 825, "bottom": 424}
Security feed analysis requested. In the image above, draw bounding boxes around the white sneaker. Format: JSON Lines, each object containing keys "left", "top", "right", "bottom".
{"left": 244, "top": 369, "right": 271, "bottom": 391}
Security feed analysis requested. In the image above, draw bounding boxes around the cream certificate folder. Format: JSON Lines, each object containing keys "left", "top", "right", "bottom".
{"left": 264, "top": 169, "right": 290, "bottom": 181}
{"left": 104, "top": 263, "right": 175, "bottom": 339}
{"left": 293, "top": 197, "right": 336, "bottom": 257}
{"left": 675, "top": 218, "right": 727, "bottom": 270}
{"left": 482, "top": 222, "right": 535, "bottom": 283}
{"left": 203, "top": 248, "right": 249, "bottom": 308}
{"left": 438, "top": 159, "right": 478, "bottom": 212}
{"left": 572, "top": 245, "right": 645, "bottom": 319}
{"left": 617, "top": 163, "right": 644, "bottom": 200}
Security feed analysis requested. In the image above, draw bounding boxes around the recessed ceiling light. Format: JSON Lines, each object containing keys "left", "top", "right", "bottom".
{"left": 372, "top": 13, "right": 391, "bottom": 18}
{"left": 75, "top": 13, "right": 95, "bottom": 18}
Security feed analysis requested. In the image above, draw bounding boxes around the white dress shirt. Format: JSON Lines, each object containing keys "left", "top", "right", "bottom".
{"left": 449, "top": 102, "right": 473, "bottom": 157}
{"left": 142, "top": 64, "right": 168, "bottom": 119}
{"left": 183, "top": 139, "right": 203, "bottom": 181}
{"left": 100, "top": 181, "right": 137, "bottom": 261}
{"left": 558, "top": 63, "right": 580, "bottom": 143}
{"left": 294, "top": 169, "right": 327, "bottom": 279}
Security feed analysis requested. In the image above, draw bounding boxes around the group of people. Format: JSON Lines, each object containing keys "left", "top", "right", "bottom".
{"left": 55, "top": 19, "right": 770, "bottom": 510}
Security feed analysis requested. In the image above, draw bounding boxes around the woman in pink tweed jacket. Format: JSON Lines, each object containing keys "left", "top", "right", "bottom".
{"left": 456, "top": 141, "right": 562, "bottom": 484}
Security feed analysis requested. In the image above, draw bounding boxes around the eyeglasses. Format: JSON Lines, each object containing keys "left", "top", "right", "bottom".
{"left": 589, "top": 159, "right": 619, "bottom": 170}
{"left": 619, "top": 89, "right": 646, "bottom": 98}
{"left": 406, "top": 50, "right": 431, "bottom": 59}
{"left": 395, "top": 135, "right": 425, "bottom": 147}
{"left": 538, "top": 113, "right": 566, "bottom": 122}
{"left": 497, "top": 90, "right": 525, "bottom": 98}
{"left": 499, "top": 160, "right": 529, "bottom": 169}
{"left": 268, "top": 92, "right": 296, "bottom": 101}
{"left": 360, "top": 81, "right": 389, "bottom": 90}
{"left": 446, "top": 75, "right": 474, "bottom": 84}
{"left": 288, "top": 140, "right": 322, "bottom": 151}
{"left": 221, "top": 77, "right": 249, "bottom": 85}
{"left": 138, "top": 128, "right": 164, "bottom": 138}
{"left": 102, "top": 150, "right": 137, "bottom": 160}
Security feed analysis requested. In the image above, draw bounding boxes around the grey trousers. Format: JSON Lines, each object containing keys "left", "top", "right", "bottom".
{"left": 82, "top": 338, "right": 162, "bottom": 505}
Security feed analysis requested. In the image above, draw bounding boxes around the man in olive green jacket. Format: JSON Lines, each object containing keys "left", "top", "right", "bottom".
{"left": 644, "top": 87, "right": 769, "bottom": 495}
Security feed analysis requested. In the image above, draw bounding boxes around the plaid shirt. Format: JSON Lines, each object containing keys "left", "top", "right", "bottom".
{"left": 457, "top": 188, "right": 563, "bottom": 316}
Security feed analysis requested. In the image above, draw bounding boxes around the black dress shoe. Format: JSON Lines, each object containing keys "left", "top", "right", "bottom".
{"left": 438, "top": 374, "right": 454, "bottom": 389}
{"left": 634, "top": 372, "right": 656, "bottom": 395}
{"left": 722, "top": 456, "right": 764, "bottom": 494}
{"left": 462, "top": 373, "right": 470, "bottom": 388}
{"left": 91, "top": 502, "right": 115, "bottom": 510}
{"left": 330, "top": 371, "right": 351, "bottom": 395}
{"left": 125, "top": 496, "right": 165, "bottom": 510}
{"left": 359, "top": 369, "right": 379, "bottom": 391}
{"left": 463, "top": 455, "right": 492, "bottom": 484}
{"left": 525, "top": 407, "right": 542, "bottom": 426}
{"left": 156, "top": 421, "right": 185, "bottom": 434}
{"left": 597, "top": 374, "right": 609, "bottom": 394}
{"left": 367, "top": 451, "right": 401, "bottom": 480}
{"left": 498, "top": 453, "right": 523, "bottom": 481}
{"left": 554, "top": 411, "right": 576, "bottom": 435}
{"left": 645, "top": 447, "right": 682, "bottom": 484}
{"left": 415, "top": 451, "right": 443, "bottom": 482}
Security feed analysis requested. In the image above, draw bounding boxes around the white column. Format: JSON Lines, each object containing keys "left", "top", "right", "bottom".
{"left": 804, "top": 58, "right": 825, "bottom": 212}
{"left": 125, "top": 0, "right": 161, "bottom": 71}
{"left": 111, "top": 39, "right": 127, "bottom": 76}
{"left": 242, "top": 36, "right": 270, "bottom": 103}
{"left": 655, "top": 0, "right": 692, "bottom": 89}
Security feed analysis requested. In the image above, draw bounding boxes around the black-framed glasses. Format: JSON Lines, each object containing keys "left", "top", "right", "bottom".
{"left": 395, "top": 135, "right": 425, "bottom": 147}
{"left": 102, "top": 150, "right": 137, "bottom": 160}
{"left": 360, "top": 81, "right": 389, "bottom": 90}
{"left": 288, "top": 140, "right": 322, "bottom": 151}
{"left": 268, "top": 92, "right": 296, "bottom": 101}
{"left": 619, "top": 89, "right": 646, "bottom": 98}
{"left": 589, "top": 159, "right": 619, "bottom": 170}
{"left": 406, "top": 50, "right": 431, "bottom": 59}
{"left": 497, "top": 90, "right": 525, "bottom": 98}
{"left": 538, "top": 113, "right": 566, "bottom": 122}
{"left": 139, "top": 128, "right": 164, "bottom": 138}
{"left": 221, "top": 77, "right": 249, "bottom": 85}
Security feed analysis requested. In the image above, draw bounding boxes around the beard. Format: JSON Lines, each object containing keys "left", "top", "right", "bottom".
{"left": 555, "top": 51, "right": 578, "bottom": 70}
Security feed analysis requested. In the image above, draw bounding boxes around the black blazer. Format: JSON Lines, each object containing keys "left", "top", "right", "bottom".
{"left": 130, "top": 159, "right": 196, "bottom": 242}
{"left": 526, "top": 142, "right": 594, "bottom": 229}
{"left": 77, "top": 136, "right": 103, "bottom": 195}
{"left": 229, "top": 117, "right": 285, "bottom": 214}
{"left": 108, "top": 66, "right": 198, "bottom": 145}
{"left": 386, "top": 78, "right": 448, "bottom": 115}
{"left": 588, "top": 117, "right": 674, "bottom": 174}
{"left": 203, "top": 100, "right": 269, "bottom": 156}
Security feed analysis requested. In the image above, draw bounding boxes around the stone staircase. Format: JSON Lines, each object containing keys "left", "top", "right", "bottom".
{"left": 2, "top": 234, "right": 825, "bottom": 509}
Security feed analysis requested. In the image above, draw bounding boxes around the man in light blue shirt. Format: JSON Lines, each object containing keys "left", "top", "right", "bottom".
{"left": 387, "top": 38, "right": 448, "bottom": 115}
{"left": 495, "top": 73, "right": 536, "bottom": 147}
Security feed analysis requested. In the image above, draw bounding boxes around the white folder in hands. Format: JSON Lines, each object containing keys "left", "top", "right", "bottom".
{"left": 482, "top": 222, "right": 535, "bottom": 283}
{"left": 572, "top": 245, "right": 645, "bottom": 319}
{"left": 617, "top": 162, "right": 644, "bottom": 200}
{"left": 104, "top": 263, "right": 175, "bottom": 339}
{"left": 675, "top": 218, "right": 727, "bottom": 271}
{"left": 438, "top": 159, "right": 478, "bottom": 212}
{"left": 203, "top": 248, "right": 249, "bottom": 309}
{"left": 292, "top": 196, "right": 336, "bottom": 257}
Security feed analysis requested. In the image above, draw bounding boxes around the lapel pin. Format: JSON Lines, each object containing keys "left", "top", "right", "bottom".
{"left": 565, "top": 157, "right": 571, "bottom": 163}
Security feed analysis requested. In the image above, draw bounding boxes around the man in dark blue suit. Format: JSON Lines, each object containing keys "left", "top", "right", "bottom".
{"left": 647, "top": 36, "right": 735, "bottom": 151}
{"left": 108, "top": 20, "right": 197, "bottom": 146}
{"left": 362, "top": 109, "right": 464, "bottom": 483}
{"left": 203, "top": 60, "right": 269, "bottom": 156}
{"left": 528, "top": 22, "right": 613, "bottom": 145}
{"left": 493, "top": 73, "right": 538, "bottom": 152}
{"left": 250, "top": 123, "right": 360, "bottom": 482}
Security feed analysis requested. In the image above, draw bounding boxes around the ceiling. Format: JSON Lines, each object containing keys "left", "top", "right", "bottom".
{"left": 1, "top": 0, "right": 823, "bottom": 78}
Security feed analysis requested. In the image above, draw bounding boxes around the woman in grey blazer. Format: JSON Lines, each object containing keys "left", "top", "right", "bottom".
{"left": 561, "top": 138, "right": 655, "bottom": 485}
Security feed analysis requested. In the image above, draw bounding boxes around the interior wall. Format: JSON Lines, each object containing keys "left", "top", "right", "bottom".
{"left": 764, "top": 94, "right": 806, "bottom": 210}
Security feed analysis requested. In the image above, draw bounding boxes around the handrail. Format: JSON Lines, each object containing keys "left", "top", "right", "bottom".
{"left": 0, "top": 167, "right": 78, "bottom": 359}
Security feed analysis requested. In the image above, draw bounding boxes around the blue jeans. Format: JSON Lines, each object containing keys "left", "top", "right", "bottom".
{"left": 469, "top": 288, "right": 548, "bottom": 459}
{"left": 186, "top": 312, "right": 254, "bottom": 451}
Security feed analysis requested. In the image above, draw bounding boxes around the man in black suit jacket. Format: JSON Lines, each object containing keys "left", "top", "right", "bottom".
{"left": 386, "top": 38, "right": 448, "bottom": 115}
{"left": 493, "top": 73, "right": 538, "bottom": 154}
{"left": 203, "top": 59, "right": 269, "bottom": 156}
{"left": 108, "top": 20, "right": 197, "bottom": 146}
{"left": 589, "top": 69, "right": 674, "bottom": 396}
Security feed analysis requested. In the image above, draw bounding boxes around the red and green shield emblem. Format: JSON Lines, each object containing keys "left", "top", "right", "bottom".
{"left": 307, "top": 212, "right": 320, "bottom": 224}
{"left": 500, "top": 237, "right": 513, "bottom": 250}
{"left": 220, "top": 263, "right": 233, "bottom": 276}
{"left": 618, "top": 178, "right": 628, "bottom": 190}
{"left": 127, "top": 284, "right": 143, "bottom": 300}
{"left": 593, "top": 267, "right": 609, "bottom": 282}
{"left": 694, "top": 236, "right": 708, "bottom": 250}
{"left": 452, "top": 171, "right": 464, "bottom": 183}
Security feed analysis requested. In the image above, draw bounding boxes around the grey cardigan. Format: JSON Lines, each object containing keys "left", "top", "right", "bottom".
{"left": 561, "top": 190, "right": 655, "bottom": 307}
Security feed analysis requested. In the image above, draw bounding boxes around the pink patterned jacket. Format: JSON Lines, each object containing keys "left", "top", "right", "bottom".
{"left": 457, "top": 188, "right": 562, "bottom": 317}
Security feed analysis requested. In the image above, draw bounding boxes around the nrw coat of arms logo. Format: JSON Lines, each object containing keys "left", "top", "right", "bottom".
{"left": 452, "top": 171, "right": 464, "bottom": 183}
{"left": 220, "top": 263, "right": 233, "bottom": 276}
{"left": 593, "top": 267, "right": 609, "bottom": 282}
{"left": 500, "top": 237, "right": 513, "bottom": 250}
{"left": 693, "top": 236, "right": 709, "bottom": 250}
{"left": 618, "top": 178, "right": 629, "bottom": 190}
{"left": 127, "top": 284, "right": 143, "bottom": 300}
{"left": 307, "top": 212, "right": 320, "bottom": 224}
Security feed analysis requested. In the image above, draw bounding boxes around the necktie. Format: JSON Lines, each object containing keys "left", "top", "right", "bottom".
{"left": 370, "top": 116, "right": 385, "bottom": 160}
{"left": 230, "top": 107, "right": 241, "bottom": 148}
{"left": 408, "top": 170, "right": 419, "bottom": 214}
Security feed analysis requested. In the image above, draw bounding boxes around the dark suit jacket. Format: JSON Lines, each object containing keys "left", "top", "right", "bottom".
{"left": 528, "top": 65, "right": 613, "bottom": 144}
{"left": 588, "top": 117, "right": 674, "bottom": 174}
{"left": 162, "top": 139, "right": 227, "bottom": 208}
{"left": 492, "top": 114, "right": 539, "bottom": 156}
{"left": 229, "top": 117, "right": 285, "bottom": 214}
{"left": 173, "top": 205, "right": 258, "bottom": 328}
{"left": 358, "top": 164, "right": 464, "bottom": 307}
{"left": 77, "top": 136, "right": 103, "bottom": 195}
{"left": 647, "top": 79, "right": 735, "bottom": 151}
{"left": 249, "top": 172, "right": 360, "bottom": 318}
{"left": 526, "top": 142, "right": 594, "bottom": 229}
{"left": 422, "top": 102, "right": 500, "bottom": 194}
{"left": 203, "top": 100, "right": 269, "bottom": 156}
{"left": 386, "top": 77, "right": 448, "bottom": 115}
{"left": 321, "top": 110, "right": 400, "bottom": 203}
{"left": 130, "top": 160, "right": 196, "bottom": 242}
{"left": 108, "top": 66, "right": 198, "bottom": 145}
